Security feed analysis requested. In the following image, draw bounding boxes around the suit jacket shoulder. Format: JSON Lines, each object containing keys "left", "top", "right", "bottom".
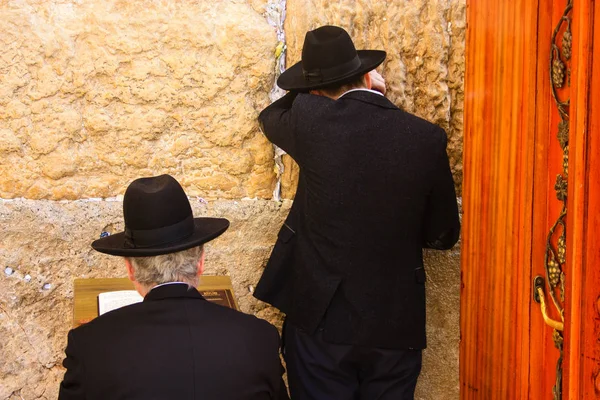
{"left": 60, "top": 285, "right": 287, "bottom": 400}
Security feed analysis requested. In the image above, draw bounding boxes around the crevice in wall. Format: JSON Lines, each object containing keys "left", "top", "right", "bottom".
{"left": 264, "top": 0, "right": 287, "bottom": 201}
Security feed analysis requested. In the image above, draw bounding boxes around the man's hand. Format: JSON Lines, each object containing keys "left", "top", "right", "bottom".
{"left": 369, "top": 70, "right": 386, "bottom": 95}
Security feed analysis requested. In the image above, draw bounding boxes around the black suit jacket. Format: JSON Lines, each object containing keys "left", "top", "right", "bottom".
{"left": 254, "top": 91, "right": 460, "bottom": 350}
{"left": 59, "top": 283, "right": 289, "bottom": 400}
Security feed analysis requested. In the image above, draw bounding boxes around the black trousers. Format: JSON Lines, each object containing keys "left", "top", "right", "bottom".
{"left": 283, "top": 321, "right": 422, "bottom": 400}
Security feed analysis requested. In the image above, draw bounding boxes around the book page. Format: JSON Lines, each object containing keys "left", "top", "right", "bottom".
{"left": 98, "top": 290, "right": 143, "bottom": 315}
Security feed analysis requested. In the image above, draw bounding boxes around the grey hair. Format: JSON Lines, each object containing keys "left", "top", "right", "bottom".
{"left": 127, "top": 245, "right": 204, "bottom": 286}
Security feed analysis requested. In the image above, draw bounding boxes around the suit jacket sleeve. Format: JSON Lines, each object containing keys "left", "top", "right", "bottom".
{"left": 59, "top": 330, "right": 86, "bottom": 400}
{"left": 258, "top": 91, "right": 299, "bottom": 159}
{"left": 423, "top": 128, "right": 461, "bottom": 250}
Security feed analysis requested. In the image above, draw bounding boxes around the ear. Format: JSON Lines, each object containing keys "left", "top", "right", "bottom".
{"left": 125, "top": 258, "right": 150, "bottom": 297}
{"left": 197, "top": 251, "right": 205, "bottom": 276}
{"left": 364, "top": 72, "right": 372, "bottom": 90}
{"left": 124, "top": 258, "right": 135, "bottom": 282}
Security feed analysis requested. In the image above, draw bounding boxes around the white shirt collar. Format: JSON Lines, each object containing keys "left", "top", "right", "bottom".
{"left": 338, "top": 88, "right": 384, "bottom": 98}
{"left": 152, "top": 281, "right": 190, "bottom": 290}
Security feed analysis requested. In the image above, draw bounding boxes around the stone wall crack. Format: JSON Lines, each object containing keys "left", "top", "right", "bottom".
{"left": 264, "top": 0, "right": 287, "bottom": 201}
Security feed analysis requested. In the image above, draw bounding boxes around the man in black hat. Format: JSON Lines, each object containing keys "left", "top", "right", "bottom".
{"left": 253, "top": 26, "right": 460, "bottom": 399}
{"left": 59, "top": 174, "right": 289, "bottom": 400}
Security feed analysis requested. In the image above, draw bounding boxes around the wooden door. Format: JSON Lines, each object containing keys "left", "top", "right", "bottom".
{"left": 461, "top": 0, "right": 600, "bottom": 398}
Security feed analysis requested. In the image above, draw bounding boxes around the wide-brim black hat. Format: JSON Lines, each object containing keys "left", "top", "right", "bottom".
{"left": 277, "top": 25, "right": 386, "bottom": 91}
{"left": 92, "top": 175, "right": 229, "bottom": 257}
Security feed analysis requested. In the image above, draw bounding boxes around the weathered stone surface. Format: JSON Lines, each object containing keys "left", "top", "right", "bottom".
{"left": 281, "top": 0, "right": 466, "bottom": 197}
{"left": 420, "top": 245, "right": 461, "bottom": 400}
{"left": 0, "top": 0, "right": 278, "bottom": 200}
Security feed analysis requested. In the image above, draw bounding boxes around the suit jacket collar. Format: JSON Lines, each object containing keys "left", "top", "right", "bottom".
{"left": 144, "top": 282, "right": 205, "bottom": 302}
{"left": 340, "top": 90, "right": 398, "bottom": 110}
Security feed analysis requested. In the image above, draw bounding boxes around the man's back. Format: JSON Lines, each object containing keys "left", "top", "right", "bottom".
{"left": 59, "top": 284, "right": 287, "bottom": 400}
{"left": 259, "top": 90, "right": 460, "bottom": 349}
{"left": 294, "top": 91, "right": 446, "bottom": 261}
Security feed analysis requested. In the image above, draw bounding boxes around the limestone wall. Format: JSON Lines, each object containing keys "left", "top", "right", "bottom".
{"left": 0, "top": 0, "right": 278, "bottom": 200}
{"left": 0, "top": 1, "right": 465, "bottom": 399}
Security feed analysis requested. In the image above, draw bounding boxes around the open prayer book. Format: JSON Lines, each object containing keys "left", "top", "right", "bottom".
{"left": 73, "top": 277, "right": 239, "bottom": 327}
{"left": 98, "top": 290, "right": 143, "bottom": 315}
{"left": 97, "top": 287, "right": 238, "bottom": 315}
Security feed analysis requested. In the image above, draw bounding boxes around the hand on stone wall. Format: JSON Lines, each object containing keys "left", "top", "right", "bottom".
{"left": 369, "top": 70, "right": 387, "bottom": 95}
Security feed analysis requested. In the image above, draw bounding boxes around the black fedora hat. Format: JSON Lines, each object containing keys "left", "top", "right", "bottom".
{"left": 277, "top": 25, "right": 386, "bottom": 91}
{"left": 92, "top": 175, "right": 229, "bottom": 257}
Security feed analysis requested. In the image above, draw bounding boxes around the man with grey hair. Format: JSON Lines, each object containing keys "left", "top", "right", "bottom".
{"left": 59, "top": 174, "right": 289, "bottom": 400}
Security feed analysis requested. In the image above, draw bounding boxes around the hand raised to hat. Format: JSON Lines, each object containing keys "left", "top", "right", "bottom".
{"left": 369, "top": 70, "right": 386, "bottom": 95}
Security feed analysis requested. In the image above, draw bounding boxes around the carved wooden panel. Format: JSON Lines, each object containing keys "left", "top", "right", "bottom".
{"left": 463, "top": 0, "right": 600, "bottom": 398}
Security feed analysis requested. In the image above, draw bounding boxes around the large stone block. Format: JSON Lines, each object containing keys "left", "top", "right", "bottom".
{"left": 280, "top": 0, "right": 466, "bottom": 197}
{"left": 0, "top": 0, "right": 279, "bottom": 200}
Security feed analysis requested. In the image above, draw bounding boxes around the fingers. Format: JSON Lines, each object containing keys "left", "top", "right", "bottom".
{"left": 369, "top": 70, "right": 384, "bottom": 81}
{"left": 369, "top": 70, "right": 386, "bottom": 95}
